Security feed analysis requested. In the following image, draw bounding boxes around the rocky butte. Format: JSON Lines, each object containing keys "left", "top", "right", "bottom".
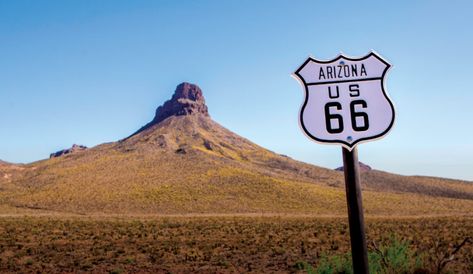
{"left": 131, "top": 82, "right": 209, "bottom": 136}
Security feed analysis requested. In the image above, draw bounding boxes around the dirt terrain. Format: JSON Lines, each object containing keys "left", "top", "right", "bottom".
{"left": 0, "top": 215, "right": 471, "bottom": 273}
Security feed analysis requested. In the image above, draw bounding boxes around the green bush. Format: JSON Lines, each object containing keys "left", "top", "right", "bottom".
{"left": 300, "top": 236, "right": 424, "bottom": 274}
{"left": 315, "top": 253, "right": 352, "bottom": 274}
{"left": 368, "top": 236, "right": 423, "bottom": 274}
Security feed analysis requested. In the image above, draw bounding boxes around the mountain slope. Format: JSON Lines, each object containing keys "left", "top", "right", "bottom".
{"left": 0, "top": 83, "right": 472, "bottom": 215}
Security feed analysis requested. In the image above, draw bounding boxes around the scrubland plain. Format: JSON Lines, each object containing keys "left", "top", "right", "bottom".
{"left": 0, "top": 216, "right": 471, "bottom": 273}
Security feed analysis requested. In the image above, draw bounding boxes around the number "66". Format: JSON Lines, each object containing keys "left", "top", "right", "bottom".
{"left": 324, "top": 100, "right": 369, "bottom": 134}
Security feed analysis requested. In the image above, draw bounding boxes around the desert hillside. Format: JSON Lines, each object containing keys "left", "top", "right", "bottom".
{"left": 0, "top": 83, "right": 472, "bottom": 215}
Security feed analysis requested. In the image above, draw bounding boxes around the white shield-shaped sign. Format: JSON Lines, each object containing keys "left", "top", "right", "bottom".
{"left": 293, "top": 52, "right": 395, "bottom": 150}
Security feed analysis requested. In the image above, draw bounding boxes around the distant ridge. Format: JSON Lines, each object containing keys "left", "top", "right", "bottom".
{"left": 336, "top": 162, "right": 372, "bottom": 172}
{"left": 50, "top": 144, "right": 88, "bottom": 158}
{"left": 0, "top": 160, "right": 19, "bottom": 167}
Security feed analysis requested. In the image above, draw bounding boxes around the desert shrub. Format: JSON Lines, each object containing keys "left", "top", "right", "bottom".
{"left": 369, "top": 236, "right": 424, "bottom": 274}
{"left": 303, "top": 236, "right": 423, "bottom": 274}
{"left": 315, "top": 253, "right": 353, "bottom": 274}
{"left": 295, "top": 254, "right": 352, "bottom": 274}
{"left": 294, "top": 261, "right": 316, "bottom": 274}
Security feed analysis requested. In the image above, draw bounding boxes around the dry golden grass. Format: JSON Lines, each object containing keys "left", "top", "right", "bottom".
{"left": 0, "top": 115, "right": 472, "bottom": 216}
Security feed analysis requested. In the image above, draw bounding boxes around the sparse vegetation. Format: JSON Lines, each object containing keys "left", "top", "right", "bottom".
{"left": 298, "top": 236, "right": 423, "bottom": 274}
{"left": 369, "top": 236, "right": 424, "bottom": 274}
{"left": 1, "top": 115, "right": 472, "bottom": 216}
{"left": 311, "top": 253, "right": 352, "bottom": 274}
{"left": 0, "top": 216, "right": 471, "bottom": 273}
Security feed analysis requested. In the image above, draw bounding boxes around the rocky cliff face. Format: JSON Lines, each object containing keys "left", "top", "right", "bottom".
{"left": 156, "top": 82, "right": 209, "bottom": 119}
{"left": 131, "top": 82, "right": 209, "bottom": 136}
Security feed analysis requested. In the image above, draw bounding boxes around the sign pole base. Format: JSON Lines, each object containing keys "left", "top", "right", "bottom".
{"left": 342, "top": 147, "right": 369, "bottom": 274}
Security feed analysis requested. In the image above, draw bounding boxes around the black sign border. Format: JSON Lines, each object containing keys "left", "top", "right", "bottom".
{"left": 293, "top": 52, "right": 395, "bottom": 150}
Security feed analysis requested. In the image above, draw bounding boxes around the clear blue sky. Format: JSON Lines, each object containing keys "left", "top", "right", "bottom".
{"left": 1, "top": 0, "right": 472, "bottom": 181}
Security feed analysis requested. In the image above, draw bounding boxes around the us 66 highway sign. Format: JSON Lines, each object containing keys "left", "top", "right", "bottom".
{"left": 293, "top": 52, "right": 395, "bottom": 150}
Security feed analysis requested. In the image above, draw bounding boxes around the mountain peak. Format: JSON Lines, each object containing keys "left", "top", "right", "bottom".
{"left": 131, "top": 82, "right": 209, "bottom": 136}
{"left": 172, "top": 82, "right": 206, "bottom": 102}
{"left": 157, "top": 82, "right": 209, "bottom": 120}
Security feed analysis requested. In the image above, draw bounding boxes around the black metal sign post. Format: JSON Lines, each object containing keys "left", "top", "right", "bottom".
{"left": 342, "top": 147, "right": 369, "bottom": 274}
{"left": 294, "top": 52, "right": 395, "bottom": 274}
